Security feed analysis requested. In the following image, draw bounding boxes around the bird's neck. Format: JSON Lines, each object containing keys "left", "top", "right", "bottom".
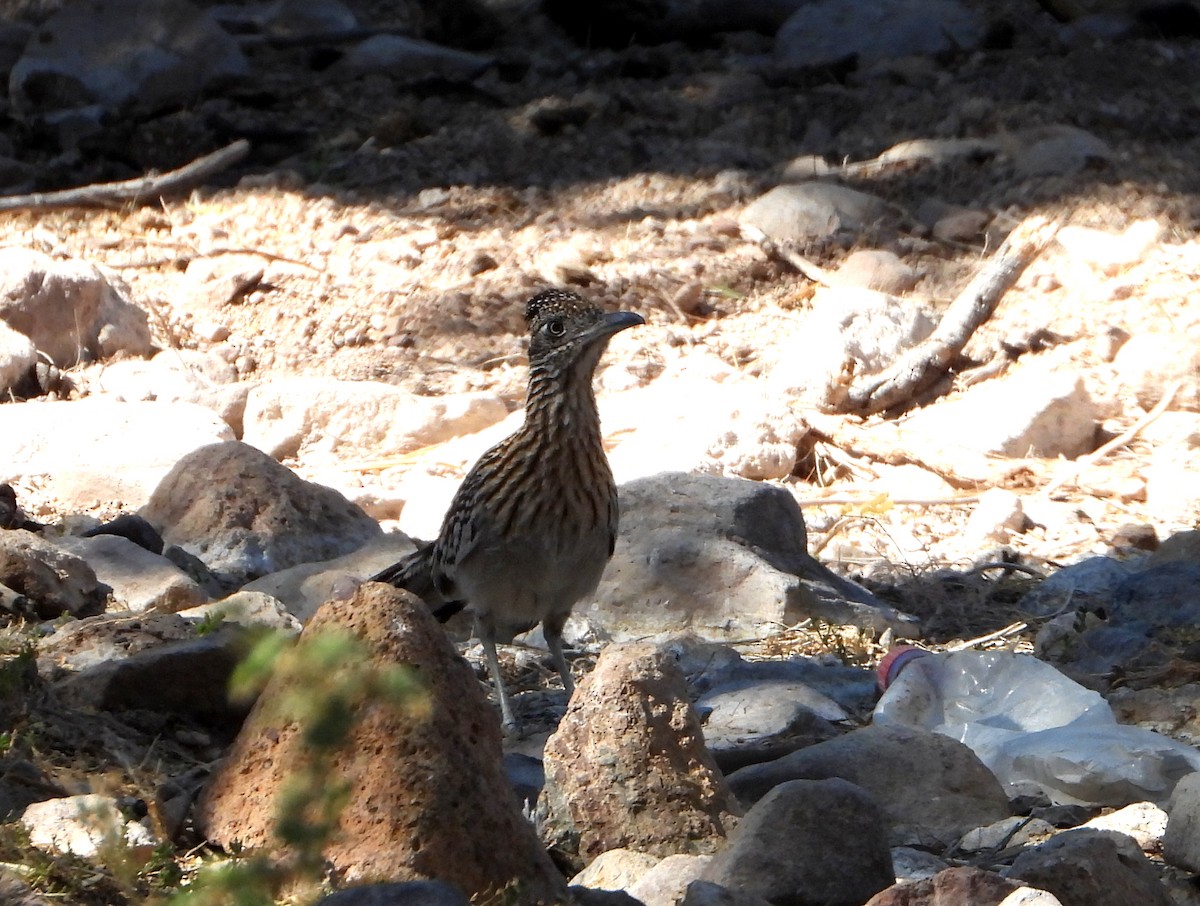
{"left": 522, "top": 358, "right": 603, "bottom": 442}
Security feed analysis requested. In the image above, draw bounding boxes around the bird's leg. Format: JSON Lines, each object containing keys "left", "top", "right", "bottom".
{"left": 476, "top": 614, "right": 520, "bottom": 733}
{"left": 543, "top": 612, "right": 575, "bottom": 700}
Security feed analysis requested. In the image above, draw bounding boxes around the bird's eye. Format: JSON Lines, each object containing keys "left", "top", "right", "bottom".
{"left": 546, "top": 319, "right": 566, "bottom": 337}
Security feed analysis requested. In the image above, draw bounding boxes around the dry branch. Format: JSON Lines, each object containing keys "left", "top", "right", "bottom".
{"left": 0, "top": 140, "right": 250, "bottom": 212}
{"left": 839, "top": 215, "right": 1061, "bottom": 416}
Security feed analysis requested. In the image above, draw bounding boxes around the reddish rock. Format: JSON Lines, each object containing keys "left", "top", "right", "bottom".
{"left": 196, "top": 582, "right": 565, "bottom": 901}
{"left": 536, "top": 642, "right": 739, "bottom": 870}
{"left": 865, "top": 866, "right": 1024, "bottom": 906}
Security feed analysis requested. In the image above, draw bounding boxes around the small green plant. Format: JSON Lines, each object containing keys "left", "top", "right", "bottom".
{"left": 191, "top": 606, "right": 230, "bottom": 637}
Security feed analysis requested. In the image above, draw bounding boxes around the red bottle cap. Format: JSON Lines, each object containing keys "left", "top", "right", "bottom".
{"left": 876, "top": 645, "right": 929, "bottom": 692}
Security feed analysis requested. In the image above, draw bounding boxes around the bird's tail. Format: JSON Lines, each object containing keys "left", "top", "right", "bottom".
{"left": 369, "top": 543, "right": 465, "bottom": 623}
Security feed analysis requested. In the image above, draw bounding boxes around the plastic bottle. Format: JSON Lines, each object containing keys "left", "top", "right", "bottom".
{"left": 873, "top": 648, "right": 1200, "bottom": 807}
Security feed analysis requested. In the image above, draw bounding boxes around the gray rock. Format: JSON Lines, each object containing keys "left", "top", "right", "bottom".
{"left": 890, "top": 846, "right": 950, "bottom": 882}
{"left": 242, "top": 533, "right": 418, "bottom": 622}
{"left": 695, "top": 678, "right": 844, "bottom": 772}
{"left": 700, "top": 778, "right": 894, "bottom": 906}
{"left": 49, "top": 619, "right": 248, "bottom": 720}
{"left": 0, "top": 757, "right": 62, "bottom": 825}
{"left": 776, "top": 0, "right": 987, "bottom": 69}
{"left": 681, "top": 880, "right": 775, "bottom": 906}
{"left": 1108, "top": 683, "right": 1200, "bottom": 748}
{"left": 140, "top": 441, "right": 381, "bottom": 589}
{"left": 55, "top": 534, "right": 209, "bottom": 613}
{"left": 1164, "top": 771, "right": 1200, "bottom": 873}
{"left": 1005, "top": 828, "right": 1172, "bottom": 906}
{"left": 1011, "top": 125, "right": 1113, "bottom": 178}
{"left": 679, "top": 638, "right": 879, "bottom": 715}
{"left": 10, "top": 0, "right": 247, "bottom": 117}
{"left": 740, "top": 182, "right": 892, "bottom": 243}
{"left": 335, "top": 35, "right": 494, "bottom": 82}
{"left": 1112, "top": 562, "right": 1200, "bottom": 628}
{"left": 579, "top": 472, "right": 909, "bottom": 644}
{"left": 1020, "top": 556, "right": 1132, "bottom": 618}
{"left": 212, "top": 0, "right": 358, "bottom": 38}
{"left": 727, "top": 724, "right": 1011, "bottom": 849}
{"left": 315, "top": 881, "right": 470, "bottom": 906}
{"left": 0, "top": 323, "right": 36, "bottom": 397}
{"left": 0, "top": 530, "right": 106, "bottom": 619}
{"left": 0, "top": 248, "right": 152, "bottom": 367}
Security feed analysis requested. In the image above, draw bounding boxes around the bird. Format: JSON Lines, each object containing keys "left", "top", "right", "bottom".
{"left": 372, "top": 289, "right": 644, "bottom": 731}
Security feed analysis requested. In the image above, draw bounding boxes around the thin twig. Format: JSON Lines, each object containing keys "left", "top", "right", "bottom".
{"left": 963, "top": 561, "right": 1048, "bottom": 580}
{"left": 0, "top": 140, "right": 251, "bottom": 212}
{"left": 947, "top": 621, "right": 1029, "bottom": 651}
{"left": 840, "top": 215, "right": 1062, "bottom": 415}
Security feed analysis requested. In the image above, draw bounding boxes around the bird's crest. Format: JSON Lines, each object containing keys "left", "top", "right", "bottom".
{"left": 525, "top": 288, "right": 595, "bottom": 326}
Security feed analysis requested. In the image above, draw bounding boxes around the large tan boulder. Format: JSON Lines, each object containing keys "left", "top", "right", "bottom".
{"left": 196, "top": 582, "right": 566, "bottom": 902}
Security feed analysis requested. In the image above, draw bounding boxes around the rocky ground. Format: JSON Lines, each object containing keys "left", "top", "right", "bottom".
{"left": 0, "top": 0, "right": 1199, "bottom": 902}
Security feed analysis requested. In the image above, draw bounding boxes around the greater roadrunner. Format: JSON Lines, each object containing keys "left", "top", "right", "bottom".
{"left": 373, "top": 289, "right": 644, "bottom": 730}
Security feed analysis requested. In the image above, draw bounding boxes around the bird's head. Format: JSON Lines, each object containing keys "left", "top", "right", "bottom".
{"left": 524, "top": 289, "right": 644, "bottom": 375}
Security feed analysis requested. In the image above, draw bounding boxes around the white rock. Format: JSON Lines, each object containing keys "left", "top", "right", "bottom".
{"left": 0, "top": 247, "right": 152, "bottom": 366}
{"left": 0, "top": 321, "right": 35, "bottom": 395}
{"left": 1145, "top": 448, "right": 1200, "bottom": 528}
{"left": 569, "top": 847, "right": 660, "bottom": 890}
{"left": 1113, "top": 328, "right": 1200, "bottom": 412}
{"left": 605, "top": 375, "right": 806, "bottom": 482}
{"left": 628, "top": 854, "right": 714, "bottom": 906}
{"left": 1081, "top": 801, "right": 1167, "bottom": 852}
{"left": 999, "top": 889, "right": 1066, "bottom": 906}
{"left": 963, "top": 488, "right": 1026, "bottom": 545}
{"left": 241, "top": 377, "right": 508, "bottom": 463}
{"left": 21, "top": 794, "right": 157, "bottom": 860}
{"left": 764, "top": 286, "right": 936, "bottom": 404}
{"left": 899, "top": 360, "right": 1098, "bottom": 461}
{"left": 1056, "top": 219, "right": 1161, "bottom": 275}
{"left": 178, "top": 591, "right": 302, "bottom": 634}
{"left": 394, "top": 471, "right": 462, "bottom": 542}
{"left": 0, "top": 398, "right": 235, "bottom": 510}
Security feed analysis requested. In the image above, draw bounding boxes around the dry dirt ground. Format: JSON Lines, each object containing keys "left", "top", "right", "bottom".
{"left": 1, "top": 0, "right": 1199, "bottom": 900}
{"left": 10, "top": 0, "right": 1195, "bottom": 623}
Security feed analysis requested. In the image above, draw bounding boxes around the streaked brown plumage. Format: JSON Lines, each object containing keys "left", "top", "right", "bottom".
{"left": 373, "top": 289, "right": 644, "bottom": 730}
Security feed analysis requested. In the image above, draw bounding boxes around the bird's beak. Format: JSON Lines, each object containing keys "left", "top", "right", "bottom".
{"left": 587, "top": 310, "right": 645, "bottom": 343}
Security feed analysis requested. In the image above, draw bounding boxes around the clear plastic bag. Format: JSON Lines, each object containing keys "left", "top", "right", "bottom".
{"left": 873, "top": 649, "right": 1200, "bottom": 806}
